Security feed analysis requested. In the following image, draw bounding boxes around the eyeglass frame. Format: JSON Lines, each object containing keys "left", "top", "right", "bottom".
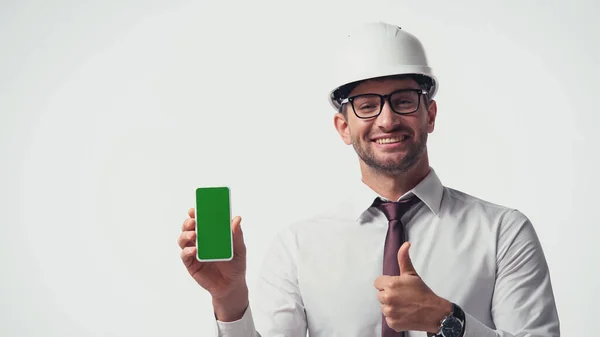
{"left": 339, "top": 88, "right": 429, "bottom": 119}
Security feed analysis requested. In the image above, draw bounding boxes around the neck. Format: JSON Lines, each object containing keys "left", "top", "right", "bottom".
{"left": 360, "top": 154, "right": 431, "bottom": 201}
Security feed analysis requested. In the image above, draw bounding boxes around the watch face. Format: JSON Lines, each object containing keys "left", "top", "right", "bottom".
{"left": 441, "top": 317, "right": 463, "bottom": 337}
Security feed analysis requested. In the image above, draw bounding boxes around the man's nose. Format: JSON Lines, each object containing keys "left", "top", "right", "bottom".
{"left": 374, "top": 101, "right": 398, "bottom": 130}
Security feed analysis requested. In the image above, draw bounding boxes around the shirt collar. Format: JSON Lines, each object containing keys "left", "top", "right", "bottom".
{"left": 350, "top": 167, "right": 444, "bottom": 223}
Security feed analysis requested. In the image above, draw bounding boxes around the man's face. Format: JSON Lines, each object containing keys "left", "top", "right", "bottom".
{"left": 334, "top": 77, "right": 437, "bottom": 175}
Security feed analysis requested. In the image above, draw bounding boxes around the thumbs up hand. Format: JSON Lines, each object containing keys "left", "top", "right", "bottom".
{"left": 374, "top": 242, "right": 454, "bottom": 333}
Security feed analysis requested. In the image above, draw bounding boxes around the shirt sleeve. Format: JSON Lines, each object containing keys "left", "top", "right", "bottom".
{"left": 214, "top": 226, "right": 308, "bottom": 337}
{"left": 462, "top": 210, "right": 560, "bottom": 337}
{"left": 215, "top": 306, "right": 260, "bottom": 337}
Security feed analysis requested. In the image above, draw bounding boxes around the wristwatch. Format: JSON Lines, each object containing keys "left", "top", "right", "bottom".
{"left": 430, "top": 303, "right": 466, "bottom": 337}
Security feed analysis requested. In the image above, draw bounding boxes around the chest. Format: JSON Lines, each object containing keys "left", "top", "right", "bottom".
{"left": 296, "top": 217, "right": 497, "bottom": 336}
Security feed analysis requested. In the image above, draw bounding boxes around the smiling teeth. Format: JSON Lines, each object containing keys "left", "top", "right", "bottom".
{"left": 376, "top": 137, "right": 403, "bottom": 144}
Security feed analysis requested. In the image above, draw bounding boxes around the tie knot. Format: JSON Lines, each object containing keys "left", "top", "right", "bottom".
{"left": 373, "top": 196, "right": 420, "bottom": 221}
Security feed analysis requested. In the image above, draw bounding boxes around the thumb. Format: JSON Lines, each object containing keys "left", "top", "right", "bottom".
{"left": 398, "top": 242, "right": 417, "bottom": 275}
{"left": 231, "top": 216, "right": 246, "bottom": 257}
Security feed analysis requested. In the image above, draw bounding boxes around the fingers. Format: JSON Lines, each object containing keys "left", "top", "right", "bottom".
{"left": 188, "top": 208, "right": 195, "bottom": 219}
{"left": 377, "top": 290, "right": 387, "bottom": 304}
{"left": 374, "top": 275, "right": 392, "bottom": 291}
{"left": 182, "top": 217, "right": 195, "bottom": 231}
{"left": 231, "top": 216, "right": 246, "bottom": 257}
{"left": 178, "top": 230, "right": 196, "bottom": 249}
{"left": 179, "top": 211, "right": 244, "bottom": 264}
{"left": 397, "top": 242, "right": 417, "bottom": 276}
{"left": 178, "top": 215, "right": 196, "bottom": 250}
{"left": 382, "top": 304, "right": 396, "bottom": 318}
{"left": 232, "top": 216, "right": 242, "bottom": 234}
{"left": 180, "top": 246, "right": 198, "bottom": 267}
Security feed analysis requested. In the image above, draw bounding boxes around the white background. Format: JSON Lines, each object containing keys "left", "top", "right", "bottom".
{"left": 1, "top": 0, "right": 598, "bottom": 336}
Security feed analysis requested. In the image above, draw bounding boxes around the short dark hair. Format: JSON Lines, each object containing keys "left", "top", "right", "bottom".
{"left": 335, "top": 74, "right": 434, "bottom": 116}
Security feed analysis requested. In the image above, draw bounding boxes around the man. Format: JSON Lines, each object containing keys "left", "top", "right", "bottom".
{"left": 177, "top": 22, "right": 560, "bottom": 337}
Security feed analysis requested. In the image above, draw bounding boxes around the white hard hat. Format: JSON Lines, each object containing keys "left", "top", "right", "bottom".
{"left": 328, "top": 22, "right": 438, "bottom": 111}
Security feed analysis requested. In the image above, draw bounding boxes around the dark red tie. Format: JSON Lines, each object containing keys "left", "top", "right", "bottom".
{"left": 373, "top": 196, "right": 421, "bottom": 337}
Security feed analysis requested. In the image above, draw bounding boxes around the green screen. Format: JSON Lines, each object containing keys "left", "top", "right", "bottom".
{"left": 195, "top": 187, "right": 233, "bottom": 260}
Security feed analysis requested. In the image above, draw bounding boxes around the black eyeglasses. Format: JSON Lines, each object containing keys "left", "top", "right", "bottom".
{"left": 340, "top": 89, "right": 428, "bottom": 119}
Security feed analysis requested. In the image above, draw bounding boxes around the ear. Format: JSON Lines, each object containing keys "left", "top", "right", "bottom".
{"left": 426, "top": 100, "right": 437, "bottom": 134}
{"left": 333, "top": 112, "right": 352, "bottom": 145}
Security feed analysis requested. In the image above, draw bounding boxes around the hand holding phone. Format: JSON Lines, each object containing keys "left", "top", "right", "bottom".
{"left": 177, "top": 187, "right": 249, "bottom": 319}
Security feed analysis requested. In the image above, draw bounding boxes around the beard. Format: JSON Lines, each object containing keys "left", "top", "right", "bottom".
{"left": 351, "top": 128, "right": 428, "bottom": 175}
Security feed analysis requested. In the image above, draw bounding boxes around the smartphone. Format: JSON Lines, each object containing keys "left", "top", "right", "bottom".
{"left": 195, "top": 186, "right": 233, "bottom": 262}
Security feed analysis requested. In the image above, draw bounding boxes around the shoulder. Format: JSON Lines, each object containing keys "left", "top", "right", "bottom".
{"left": 442, "top": 185, "right": 531, "bottom": 220}
{"left": 441, "top": 185, "right": 539, "bottom": 248}
{"left": 443, "top": 186, "right": 513, "bottom": 211}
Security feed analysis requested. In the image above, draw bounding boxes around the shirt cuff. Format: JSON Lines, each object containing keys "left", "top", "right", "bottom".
{"left": 215, "top": 305, "right": 257, "bottom": 337}
{"left": 462, "top": 312, "right": 498, "bottom": 337}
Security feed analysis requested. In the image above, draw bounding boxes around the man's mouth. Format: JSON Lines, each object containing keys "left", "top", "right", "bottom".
{"left": 373, "top": 135, "right": 410, "bottom": 144}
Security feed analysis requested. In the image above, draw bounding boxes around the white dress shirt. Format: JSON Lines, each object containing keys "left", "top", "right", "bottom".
{"left": 214, "top": 168, "right": 560, "bottom": 337}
